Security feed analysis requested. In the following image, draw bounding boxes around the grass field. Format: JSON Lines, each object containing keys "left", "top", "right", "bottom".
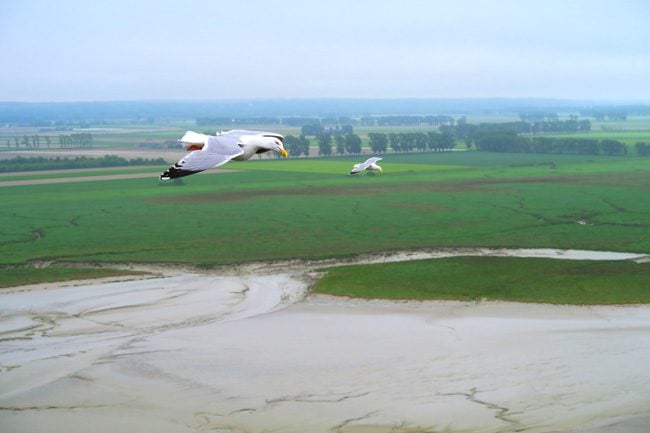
{"left": 0, "top": 166, "right": 162, "bottom": 182}
{"left": 546, "top": 130, "right": 650, "bottom": 145}
{"left": 314, "top": 256, "right": 650, "bottom": 304}
{"left": 1, "top": 148, "right": 649, "bottom": 302}
{"left": 2, "top": 152, "right": 649, "bottom": 265}
{"left": 0, "top": 267, "right": 147, "bottom": 288}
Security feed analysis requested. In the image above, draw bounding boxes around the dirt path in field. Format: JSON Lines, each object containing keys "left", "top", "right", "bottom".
{"left": 0, "top": 172, "right": 159, "bottom": 186}
{"left": 0, "top": 168, "right": 236, "bottom": 187}
{"left": 0, "top": 148, "right": 181, "bottom": 162}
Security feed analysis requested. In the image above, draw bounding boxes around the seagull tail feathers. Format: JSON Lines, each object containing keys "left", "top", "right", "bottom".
{"left": 179, "top": 131, "right": 209, "bottom": 149}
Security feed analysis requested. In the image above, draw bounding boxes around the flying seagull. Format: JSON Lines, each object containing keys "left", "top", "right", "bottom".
{"left": 160, "top": 130, "right": 288, "bottom": 180}
{"left": 350, "top": 157, "right": 383, "bottom": 175}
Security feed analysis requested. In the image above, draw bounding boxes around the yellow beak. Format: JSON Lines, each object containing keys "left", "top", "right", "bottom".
{"left": 279, "top": 148, "right": 288, "bottom": 157}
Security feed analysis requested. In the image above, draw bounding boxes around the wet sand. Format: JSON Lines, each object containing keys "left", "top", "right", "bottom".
{"left": 1, "top": 249, "right": 649, "bottom": 433}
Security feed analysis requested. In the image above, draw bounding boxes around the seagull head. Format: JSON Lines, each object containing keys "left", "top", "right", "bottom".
{"left": 261, "top": 134, "right": 288, "bottom": 157}
{"left": 238, "top": 132, "right": 289, "bottom": 158}
{"left": 275, "top": 140, "right": 289, "bottom": 157}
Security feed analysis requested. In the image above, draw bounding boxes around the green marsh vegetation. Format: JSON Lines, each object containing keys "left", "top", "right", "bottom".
{"left": 0, "top": 267, "right": 147, "bottom": 289}
{"left": 2, "top": 152, "right": 648, "bottom": 264}
{"left": 313, "top": 257, "right": 650, "bottom": 305}
{"left": 1, "top": 146, "right": 649, "bottom": 303}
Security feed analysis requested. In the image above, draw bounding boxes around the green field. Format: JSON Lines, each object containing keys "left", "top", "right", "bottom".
{"left": 0, "top": 166, "right": 161, "bottom": 182}
{"left": 314, "top": 256, "right": 650, "bottom": 304}
{"left": 1, "top": 150, "right": 649, "bottom": 302}
{"left": 546, "top": 130, "right": 650, "bottom": 145}
{"left": 0, "top": 267, "right": 147, "bottom": 288}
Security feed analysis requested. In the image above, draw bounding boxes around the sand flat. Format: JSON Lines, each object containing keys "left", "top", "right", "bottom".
{"left": 1, "top": 250, "right": 649, "bottom": 433}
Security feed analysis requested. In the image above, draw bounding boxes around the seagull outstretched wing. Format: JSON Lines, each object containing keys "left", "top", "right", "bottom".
{"left": 160, "top": 135, "right": 244, "bottom": 180}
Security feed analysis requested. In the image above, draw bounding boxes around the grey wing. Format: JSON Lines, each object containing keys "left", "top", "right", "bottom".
{"left": 364, "top": 157, "right": 382, "bottom": 165}
{"left": 202, "top": 135, "right": 245, "bottom": 164}
{"left": 159, "top": 135, "right": 244, "bottom": 180}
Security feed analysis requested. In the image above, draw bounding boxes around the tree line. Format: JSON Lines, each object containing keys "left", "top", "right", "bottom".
{"left": 367, "top": 132, "right": 455, "bottom": 152}
{"left": 443, "top": 118, "right": 591, "bottom": 141}
{"left": 58, "top": 133, "right": 94, "bottom": 148}
{"left": 636, "top": 142, "right": 650, "bottom": 156}
{"left": 5, "top": 133, "right": 93, "bottom": 149}
{"left": 282, "top": 133, "right": 364, "bottom": 156}
{"left": 0, "top": 155, "right": 167, "bottom": 173}
{"left": 473, "top": 131, "right": 628, "bottom": 155}
{"left": 360, "top": 115, "right": 455, "bottom": 127}
{"left": 440, "top": 120, "right": 644, "bottom": 156}
{"left": 6, "top": 135, "right": 52, "bottom": 148}
{"left": 301, "top": 124, "right": 354, "bottom": 136}
{"left": 285, "top": 129, "right": 647, "bottom": 158}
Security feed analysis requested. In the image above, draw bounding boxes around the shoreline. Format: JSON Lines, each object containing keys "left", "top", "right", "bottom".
{"left": 6, "top": 246, "right": 648, "bottom": 296}
{"left": 1, "top": 248, "right": 650, "bottom": 432}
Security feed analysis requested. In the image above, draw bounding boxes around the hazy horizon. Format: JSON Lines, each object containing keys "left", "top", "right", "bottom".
{"left": 2, "top": 0, "right": 649, "bottom": 103}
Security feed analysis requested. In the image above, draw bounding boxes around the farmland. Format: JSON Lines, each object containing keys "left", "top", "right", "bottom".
{"left": 1, "top": 114, "right": 650, "bottom": 303}
{"left": 2, "top": 152, "right": 649, "bottom": 259}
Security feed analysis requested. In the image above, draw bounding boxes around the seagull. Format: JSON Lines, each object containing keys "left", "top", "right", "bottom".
{"left": 350, "top": 157, "right": 383, "bottom": 175}
{"left": 160, "top": 130, "right": 288, "bottom": 180}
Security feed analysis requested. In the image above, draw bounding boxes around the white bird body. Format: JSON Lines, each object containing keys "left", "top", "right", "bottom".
{"left": 160, "top": 129, "right": 287, "bottom": 180}
{"left": 350, "top": 157, "right": 383, "bottom": 174}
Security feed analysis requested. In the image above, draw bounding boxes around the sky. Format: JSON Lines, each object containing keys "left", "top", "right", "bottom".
{"left": 1, "top": 0, "right": 649, "bottom": 102}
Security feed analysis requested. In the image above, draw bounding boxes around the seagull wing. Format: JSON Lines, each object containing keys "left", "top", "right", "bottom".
{"left": 364, "top": 157, "right": 383, "bottom": 165}
{"left": 160, "top": 135, "right": 244, "bottom": 180}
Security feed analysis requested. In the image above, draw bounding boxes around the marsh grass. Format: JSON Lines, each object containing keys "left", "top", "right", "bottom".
{"left": 313, "top": 256, "right": 650, "bottom": 304}
{"left": 0, "top": 267, "right": 148, "bottom": 289}
{"left": 1, "top": 151, "right": 649, "bottom": 294}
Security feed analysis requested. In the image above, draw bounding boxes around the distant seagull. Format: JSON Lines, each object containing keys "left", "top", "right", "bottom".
{"left": 160, "top": 130, "right": 288, "bottom": 180}
{"left": 350, "top": 157, "right": 383, "bottom": 175}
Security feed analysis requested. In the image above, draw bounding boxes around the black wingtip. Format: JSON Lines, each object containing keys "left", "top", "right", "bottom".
{"left": 160, "top": 166, "right": 203, "bottom": 180}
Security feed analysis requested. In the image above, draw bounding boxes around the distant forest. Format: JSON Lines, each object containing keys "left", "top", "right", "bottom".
{"left": 2, "top": 99, "right": 650, "bottom": 126}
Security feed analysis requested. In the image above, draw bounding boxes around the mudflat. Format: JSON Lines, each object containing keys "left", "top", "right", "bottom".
{"left": 1, "top": 250, "right": 649, "bottom": 433}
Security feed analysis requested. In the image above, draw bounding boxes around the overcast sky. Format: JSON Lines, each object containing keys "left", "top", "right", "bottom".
{"left": 1, "top": 0, "right": 649, "bottom": 102}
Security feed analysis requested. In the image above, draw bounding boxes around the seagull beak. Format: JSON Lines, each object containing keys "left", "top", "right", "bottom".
{"left": 279, "top": 148, "right": 288, "bottom": 157}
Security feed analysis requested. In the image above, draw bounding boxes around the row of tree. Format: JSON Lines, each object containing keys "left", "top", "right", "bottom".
{"left": 442, "top": 119, "right": 591, "bottom": 142}
{"left": 475, "top": 131, "right": 628, "bottom": 155}
{"left": 283, "top": 135, "right": 311, "bottom": 156}
{"left": 283, "top": 131, "right": 457, "bottom": 156}
{"left": 196, "top": 117, "right": 282, "bottom": 126}
{"left": 367, "top": 132, "right": 455, "bottom": 152}
{"left": 4, "top": 133, "right": 93, "bottom": 148}
{"left": 361, "top": 115, "right": 456, "bottom": 127}
{"left": 284, "top": 134, "right": 365, "bottom": 156}
{"left": 284, "top": 130, "right": 642, "bottom": 158}
{"left": 59, "top": 133, "right": 94, "bottom": 148}
{"left": 0, "top": 155, "right": 167, "bottom": 173}
{"left": 196, "top": 115, "right": 457, "bottom": 128}
{"left": 300, "top": 124, "right": 353, "bottom": 136}
{"left": 6, "top": 135, "right": 52, "bottom": 148}
{"left": 635, "top": 142, "right": 650, "bottom": 156}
